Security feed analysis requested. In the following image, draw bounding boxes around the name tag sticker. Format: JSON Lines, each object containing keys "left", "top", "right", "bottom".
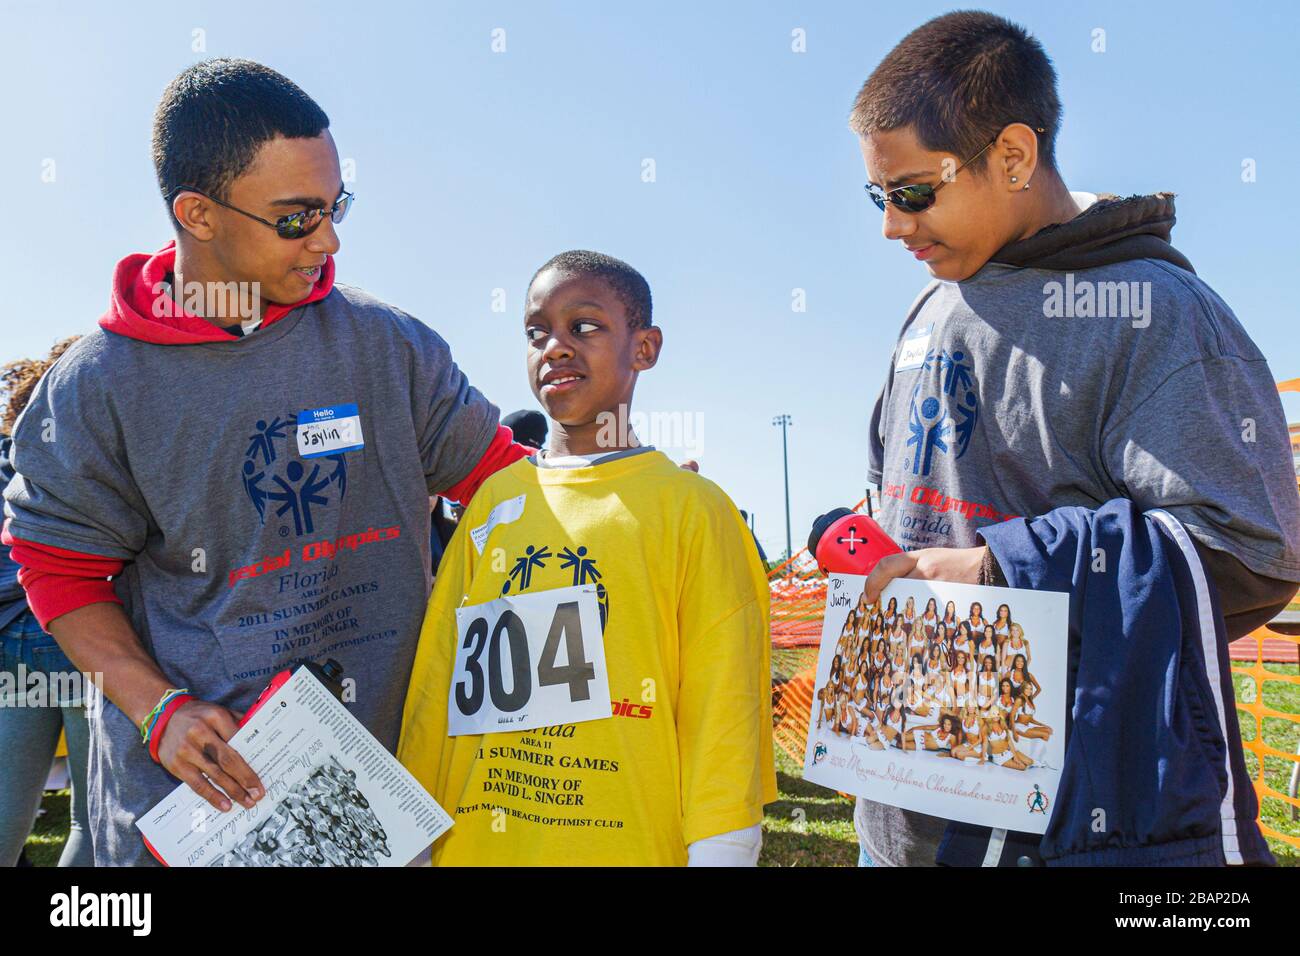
{"left": 895, "top": 324, "right": 933, "bottom": 372}
{"left": 297, "top": 403, "right": 364, "bottom": 458}
{"left": 470, "top": 494, "right": 527, "bottom": 554}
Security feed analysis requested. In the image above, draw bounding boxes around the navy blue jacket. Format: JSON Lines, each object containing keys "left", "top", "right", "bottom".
{"left": 937, "top": 499, "right": 1272, "bottom": 867}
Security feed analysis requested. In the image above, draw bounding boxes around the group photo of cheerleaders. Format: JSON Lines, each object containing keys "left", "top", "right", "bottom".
{"left": 217, "top": 758, "right": 392, "bottom": 868}
{"left": 813, "top": 589, "right": 1057, "bottom": 773}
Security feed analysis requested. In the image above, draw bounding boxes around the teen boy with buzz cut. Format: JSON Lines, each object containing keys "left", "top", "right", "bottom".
{"left": 397, "top": 251, "right": 777, "bottom": 866}
{"left": 0, "top": 59, "right": 534, "bottom": 866}
{"left": 840, "top": 11, "right": 1299, "bottom": 866}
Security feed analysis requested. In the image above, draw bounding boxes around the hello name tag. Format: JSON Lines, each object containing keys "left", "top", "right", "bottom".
{"left": 895, "top": 324, "right": 933, "bottom": 372}
{"left": 297, "top": 403, "right": 364, "bottom": 458}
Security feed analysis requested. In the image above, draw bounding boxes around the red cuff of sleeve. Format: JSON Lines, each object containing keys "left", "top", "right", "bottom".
{"left": 17, "top": 568, "right": 123, "bottom": 630}
{"left": 3, "top": 523, "right": 126, "bottom": 628}
{"left": 6, "top": 539, "right": 124, "bottom": 578}
{"left": 440, "top": 424, "right": 534, "bottom": 505}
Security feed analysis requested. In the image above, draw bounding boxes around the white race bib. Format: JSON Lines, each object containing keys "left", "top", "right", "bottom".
{"left": 448, "top": 585, "right": 611, "bottom": 736}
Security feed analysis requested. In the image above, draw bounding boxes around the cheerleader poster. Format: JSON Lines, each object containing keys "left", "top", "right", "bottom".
{"left": 802, "top": 574, "right": 1069, "bottom": 833}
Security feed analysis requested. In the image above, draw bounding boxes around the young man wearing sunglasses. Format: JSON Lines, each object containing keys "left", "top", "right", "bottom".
{"left": 1, "top": 59, "right": 531, "bottom": 865}
{"left": 839, "top": 12, "right": 1299, "bottom": 866}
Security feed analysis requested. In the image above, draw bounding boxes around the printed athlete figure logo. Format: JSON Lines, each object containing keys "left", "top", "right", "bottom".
{"left": 246, "top": 416, "right": 293, "bottom": 466}
{"left": 939, "top": 348, "right": 973, "bottom": 398}
{"left": 502, "top": 543, "right": 610, "bottom": 628}
{"left": 907, "top": 396, "right": 950, "bottom": 476}
{"left": 240, "top": 413, "right": 348, "bottom": 533}
{"left": 559, "top": 546, "right": 601, "bottom": 586}
{"left": 1027, "top": 784, "right": 1050, "bottom": 814}
{"left": 268, "top": 460, "right": 332, "bottom": 536}
{"left": 242, "top": 460, "right": 269, "bottom": 522}
{"left": 559, "top": 545, "right": 610, "bottom": 626}
{"left": 953, "top": 389, "right": 978, "bottom": 452}
{"left": 325, "top": 452, "right": 346, "bottom": 498}
{"left": 502, "top": 545, "right": 552, "bottom": 594}
{"left": 906, "top": 347, "right": 978, "bottom": 476}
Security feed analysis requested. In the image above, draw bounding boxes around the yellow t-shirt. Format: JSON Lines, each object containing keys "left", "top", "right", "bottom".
{"left": 397, "top": 449, "right": 776, "bottom": 866}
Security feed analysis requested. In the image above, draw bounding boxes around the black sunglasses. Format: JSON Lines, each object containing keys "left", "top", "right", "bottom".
{"left": 864, "top": 127, "right": 1045, "bottom": 214}
{"left": 169, "top": 185, "right": 355, "bottom": 239}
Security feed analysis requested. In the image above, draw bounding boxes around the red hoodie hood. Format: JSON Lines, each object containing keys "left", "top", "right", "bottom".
{"left": 98, "top": 241, "right": 336, "bottom": 344}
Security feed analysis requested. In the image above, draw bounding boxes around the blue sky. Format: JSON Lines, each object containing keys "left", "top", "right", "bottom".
{"left": 4, "top": 0, "right": 1298, "bottom": 558}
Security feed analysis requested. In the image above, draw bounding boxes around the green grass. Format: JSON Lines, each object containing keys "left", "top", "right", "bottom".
{"left": 24, "top": 788, "right": 70, "bottom": 867}
{"left": 759, "top": 747, "right": 858, "bottom": 867}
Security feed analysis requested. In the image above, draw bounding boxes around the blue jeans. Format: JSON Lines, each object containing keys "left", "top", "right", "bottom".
{"left": 0, "top": 612, "right": 93, "bottom": 866}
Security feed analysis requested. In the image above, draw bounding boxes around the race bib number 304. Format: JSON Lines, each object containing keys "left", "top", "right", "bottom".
{"left": 448, "top": 585, "right": 611, "bottom": 736}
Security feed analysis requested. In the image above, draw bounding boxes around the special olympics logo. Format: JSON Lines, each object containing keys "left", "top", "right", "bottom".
{"left": 906, "top": 348, "right": 978, "bottom": 476}
{"left": 240, "top": 414, "right": 347, "bottom": 537}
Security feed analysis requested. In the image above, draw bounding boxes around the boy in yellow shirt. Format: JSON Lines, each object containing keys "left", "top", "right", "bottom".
{"left": 397, "top": 250, "right": 776, "bottom": 865}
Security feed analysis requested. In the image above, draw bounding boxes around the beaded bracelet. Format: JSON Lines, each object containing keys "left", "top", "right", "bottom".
{"left": 140, "top": 688, "right": 190, "bottom": 745}
{"left": 147, "top": 692, "right": 194, "bottom": 764}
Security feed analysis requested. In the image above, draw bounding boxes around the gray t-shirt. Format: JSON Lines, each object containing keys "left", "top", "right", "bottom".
{"left": 861, "top": 257, "right": 1300, "bottom": 866}
{"left": 3, "top": 283, "right": 499, "bottom": 865}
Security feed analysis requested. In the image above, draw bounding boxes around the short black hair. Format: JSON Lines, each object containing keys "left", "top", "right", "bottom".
{"left": 152, "top": 58, "right": 330, "bottom": 226}
{"left": 849, "top": 11, "right": 1061, "bottom": 172}
{"left": 529, "top": 250, "right": 653, "bottom": 329}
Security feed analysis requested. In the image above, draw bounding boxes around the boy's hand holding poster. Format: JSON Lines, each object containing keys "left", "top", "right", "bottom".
{"left": 803, "top": 575, "right": 1068, "bottom": 833}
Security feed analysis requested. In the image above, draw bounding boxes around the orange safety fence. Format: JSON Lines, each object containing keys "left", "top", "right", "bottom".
{"left": 768, "top": 497, "right": 869, "bottom": 765}
{"left": 1232, "top": 623, "right": 1300, "bottom": 853}
{"left": 768, "top": 497, "right": 868, "bottom": 649}
{"left": 1249, "top": 376, "right": 1300, "bottom": 850}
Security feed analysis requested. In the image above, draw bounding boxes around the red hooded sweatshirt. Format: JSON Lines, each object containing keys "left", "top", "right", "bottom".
{"left": 4, "top": 242, "right": 528, "bottom": 628}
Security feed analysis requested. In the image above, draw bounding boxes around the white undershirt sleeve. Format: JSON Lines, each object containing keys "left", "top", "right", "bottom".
{"left": 686, "top": 823, "right": 762, "bottom": 867}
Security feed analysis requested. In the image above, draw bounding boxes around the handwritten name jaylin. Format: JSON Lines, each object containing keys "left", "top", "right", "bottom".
{"left": 303, "top": 426, "right": 342, "bottom": 447}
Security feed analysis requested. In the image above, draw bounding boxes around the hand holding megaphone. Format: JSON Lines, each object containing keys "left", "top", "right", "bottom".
{"left": 807, "top": 508, "right": 902, "bottom": 577}
{"left": 810, "top": 509, "right": 990, "bottom": 604}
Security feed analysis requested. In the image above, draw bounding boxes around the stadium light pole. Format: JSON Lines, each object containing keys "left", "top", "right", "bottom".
{"left": 773, "top": 414, "right": 793, "bottom": 560}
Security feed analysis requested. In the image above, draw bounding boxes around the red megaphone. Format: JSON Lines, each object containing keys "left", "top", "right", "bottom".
{"left": 807, "top": 508, "right": 902, "bottom": 576}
